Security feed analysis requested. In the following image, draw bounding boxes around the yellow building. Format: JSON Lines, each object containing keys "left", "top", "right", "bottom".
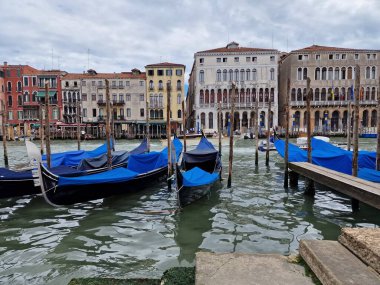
{"left": 145, "top": 62, "right": 185, "bottom": 136}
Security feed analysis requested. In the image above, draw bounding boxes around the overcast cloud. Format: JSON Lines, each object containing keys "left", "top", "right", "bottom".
{"left": 1, "top": 0, "right": 379, "bottom": 76}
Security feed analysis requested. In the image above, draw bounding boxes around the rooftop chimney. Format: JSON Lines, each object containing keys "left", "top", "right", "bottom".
{"left": 3, "top": 61, "right": 7, "bottom": 66}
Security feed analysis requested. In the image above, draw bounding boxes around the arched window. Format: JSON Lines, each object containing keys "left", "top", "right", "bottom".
{"left": 205, "top": 90, "right": 209, "bottom": 104}
{"left": 372, "top": 87, "right": 376, "bottom": 100}
{"left": 199, "top": 90, "right": 204, "bottom": 104}
{"left": 158, "top": 80, "right": 163, "bottom": 90}
{"left": 17, "top": 81, "right": 22, "bottom": 91}
{"left": 178, "top": 110, "right": 182, "bottom": 118}
{"left": 149, "top": 80, "right": 154, "bottom": 89}
{"left": 328, "top": 67, "right": 333, "bottom": 80}
{"left": 372, "top": 67, "right": 376, "bottom": 79}
{"left": 199, "top": 70, "right": 204, "bottom": 83}
{"left": 18, "top": 95, "right": 23, "bottom": 106}
{"left": 216, "top": 70, "right": 221, "bottom": 81}
{"left": 252, "top": 69, "right": 257, "bottom": 81}
{"left": 366, "top": 87, "right": 370, "bottom": 100}
{"left": 371, "top": 110, "right": 377, "bottom": 127}
{"left": 229, "top": 69, "right": 233, "bottom": 81}
{"left": 321, "top": 88, "right": 326, "bottom": 101}
{"left": 315, "top": 67, "right": 320, "bottom": 80}
{"left": 291, "top": 88, "right": 296, "bottom": 101}
{"left": 32, "top": 91, "right": 37, "bottom": 102}
{"left": 315, "top": 88, "right": 320, "bottom": 101}
{"left": 240, "top": 69, "right": 245, "bottom": 81}
{"left": 177, "top": 94, "right": 181, "bottom": 104}
{"left": 7, "top": 81, "right": 11, "bottom": 92}
{"left": 297, "top": 88, "right": 302, "bottom": 101}
{"left": 223, "top": 70, "right": 227, "bottom": 81}
{"left": 158, "top": 94, "right": 163, "bottom": 107}
{"left": 210, "top": 89, "right": 215, "bottom": 104}
{"left": 347, "top": 67, "right": 352, "bottom": 79}
{"left": 159, "top": 110, "right": 163, "bottom": 119}
{"left": 366, "top": 66, "right": 371, "bottom": 79}
{"left": 341, "top": 67, "right": 346, "bottom": 79}
{"left": 246, "top": 69, "right": 250, "bottom": 81}
{"left": 177, "top": 80, "right": 181, "bottom": 90}
{"left": 322, "top": 67, "right": 327, "bottom": 80}
{"left": 208, "top": 112, "right": 213, "bottom": 129}
{"left": 24, "top": 92, "right": 29, "bottom": 102}
{"left": 297, "top": 68, "right": 302, "bottom": 80}
{"left": 234, "top": 69, "right": 239, "bottom": 81}
{"left": 200, "top": 112, "right": 206, "bottom": 128}
{"left": 270, "top": 68, "right": 275, "bottom": 80}
{"left": 150, "top": 110, "right": 154, "bottom": 119}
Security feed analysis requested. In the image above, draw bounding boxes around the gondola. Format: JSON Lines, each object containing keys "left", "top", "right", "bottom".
{"left": 0, "top": 139, "right": 149, "bottom": 199}
{"left": 176, "top": 136, "right": 221, "bottom": 207}
{"left": 37, "top": 137, "right": 182, "bottom": 205}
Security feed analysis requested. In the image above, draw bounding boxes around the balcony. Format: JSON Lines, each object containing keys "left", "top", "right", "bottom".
{"left": 115, "top": 115, "right": 126, "bottom": 121}
{"left": 289, "top": 100, "right": 378, "bottom": 108}
{"left": 97, "top": 100, "right": 106, "bottom": 105}
{"left": 113, "top": 100, "right": 125, "bottom": 106}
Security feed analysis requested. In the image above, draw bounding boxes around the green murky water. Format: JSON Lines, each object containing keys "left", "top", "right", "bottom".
{"left": 0, "top": 138, "right": 379, "bottom": 284}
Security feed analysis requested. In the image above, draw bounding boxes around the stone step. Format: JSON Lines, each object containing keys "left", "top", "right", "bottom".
{"left": 195, "top": 252, "right": 314, "bottom": 285}
{"left": 338, "top": 228, "right": 380, "bottom": 275}
{"left": 300, "top": 240, "right": 380, "bottom": 285}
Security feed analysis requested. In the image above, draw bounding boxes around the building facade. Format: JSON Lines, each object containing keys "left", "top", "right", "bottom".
{"left": 278, "top": 45, "right": 380, "bottom": 134}
{"left": 145, "top": 62, "right": 185, "bottom": 137}
{"left": 188, "top": 42, "right": 280, "bottom": 134}
{"left": 0, "top": 69, "right": 4, "bottom": 137}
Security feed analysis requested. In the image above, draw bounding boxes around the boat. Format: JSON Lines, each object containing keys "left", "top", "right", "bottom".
{"left": 176, "top": 136, "right": 221, "bottom": 207}
{"left": 243, "top": 133, "right": 255, "bottom": 139}
{"left": 35, "top": 138, "right": 182, "bottom": 205}
{"left": 258, "top": 137, "right": 276, "bottom": 152}
{"left": 0, "top": 139, "right": 149, "bottom": 200}
{"left": 296, "top": 136, "right": 330, "bottom": 149}
{"left": 359, "top": 133, "right": 377, "bottom": 138}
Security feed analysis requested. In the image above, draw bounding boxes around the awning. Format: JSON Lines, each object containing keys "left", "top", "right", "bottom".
{"left": 37, "top": 91, "right": 57, "bottom": 98}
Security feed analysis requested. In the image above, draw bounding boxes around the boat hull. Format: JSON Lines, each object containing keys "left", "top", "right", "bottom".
{"left": 178, "top": 180, "right": 220, "bottom": 207}
{"left": 0, "top": 178, "right": 40, "bottom": 199}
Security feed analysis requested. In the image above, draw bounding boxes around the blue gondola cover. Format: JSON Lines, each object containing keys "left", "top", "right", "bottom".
{"left": 182, "top": 167, "right": 219, "bottom": 187}
{"left": 0, "top": 168, "right": 33, "bottom": 180}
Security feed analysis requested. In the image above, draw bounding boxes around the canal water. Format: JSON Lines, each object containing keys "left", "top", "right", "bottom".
{"left": 0, "top": 138, "right": 379, "bottom": 284}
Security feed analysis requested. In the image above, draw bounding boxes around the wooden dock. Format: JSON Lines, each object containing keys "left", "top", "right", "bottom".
{"left": 288, "top": 162, "right": 380, "bottom": 210}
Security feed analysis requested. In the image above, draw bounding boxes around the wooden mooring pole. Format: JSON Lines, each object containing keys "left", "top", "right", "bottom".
{"left": 218, "top": 101, "right": 222, "bottom": 156}
{"left": 284, "top": 79, "right": 290, "bottom": 188}
{"left": 146, "top": 100, "right": 150, "bottom": 152}
{"left": 167, "top": 81, "right": 172, "bottom": 189}
{"left": 39, "top": 100, "right": 44, "bottom": 155}
{"left": 347, "top": 98, "right": 352, "bottom": 151}
{"left": 182, "top": 100, "right": 186, "bottom": 153}
{"left": 352, "top": 65, "right": 360, "bottom": 211}
{"left": 265, "top": 93, "right": 271, "bottom": 166}
{"left": 255, "top": 90, "right": 259, "bottom": 166}
{"left": 105, "top": 79, "right": 112, "bottom": 169}
{"left": 305, "top": 77, "right": 315, "bottom": 195}
{"left": 376, "top": 76, "right": 380, "bottom": 170}
{"left": 1, "top": 100, "right": 8, "bottom": 167}
{"left": 76, "top": 100, "right": 81, "bottom": 150}
{"left": 44, "top": 82, "right": 51, "bottom": 168}
{"left": 227, "top": 83, "right": 235, "bottom": 188}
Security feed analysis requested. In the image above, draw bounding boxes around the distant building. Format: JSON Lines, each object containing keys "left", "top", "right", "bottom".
{"left": 188, "top": 42, "right": 280, "bottom": 134}
{"left": 0, "top": 69, "right": 4, "bottom": 137}
{"left": 279, "top": 45, "right": 380, "bottom": 134}
{"left": 145, "top": 62, "right": 185, "bottom": 137}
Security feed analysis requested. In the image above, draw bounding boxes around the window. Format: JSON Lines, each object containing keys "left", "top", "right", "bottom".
{"left": 216, "top": 70, "right": 221, "bottom": 81}
{"left": 127, "top": 108, "right": 131, "bottom": 117}
{"left": 52, "top": 108, "right": 59, "bottom": 120}
{"left": 366, "top": 66, "right": 371, "bottom": 79}
{"left": 304, "top": 55, "right": 309, "bottom": 60}
{"left": 8, "top": 95, "right": 12, "bottom": 106}
{"left": 119, "top": 81, "right": 123, "bottom": 87}
{"left": 316, "top": 54, "right": 321, "bottom": 60}
{"left": 252, "top": 57, "right": 257, "bottom": 62}
{"left": 32, "top": 77, "right": 37, "bottom": 86}
{"left": 270, "top": 56, "right": 275, "bottom": 62}
{"left": 176, "top": 69, "right": 182, "bottom": 76}
{"left": 7, "top": 81, "right": 11, "bottom": 92}
{"left": 342, "top": 54, "right": 346, "bottom": 60}
{"left": 126, "top": 81, "right": 130, "bottom": 86}
{"left": 367, "top": 54, "right": 371, "bottom": 59}
{"left": 166, "top": 69, "right": 172, "bottom": 76}
{"left": 322, "top": 67, "right": 327, "bottom": 80}
{"left": 149, "top": 80, "right": 153, "bottom": 90}
{"left": 8, "top": 111, "right": 13, "bottom": 120}
{"left": 82, "top": 80, "right": 86, "bottom": 86}
{"left": 297, "top": 68, "right": 302, "bottom": 80}
{"left": 24, "top": 77, "right": 28, "bottom": 86}
{"left": 240, "top": 69, "right": 245, "bottom": 81}
{"left": 65, "top": 81, "right": 69, "bottom": 87}
{"left": 17, "top": 81, "right": 22, "bottom": 91}
{"left": 199, "top": 70, "right": 204, "bottom": 83}
{"left": 91, "top": 94, "right": 96, "bottom": 101}
{"left": 126, "top": 94, "right": 131, "bottom": 101}
{"left": 158, "top": 80, "right": 163, "bottom": 90}
{"left": 18, "top": 111, "right": 23, "bottom": 120}
{"left": 112, "top": 94, "right": 117, "bottom": 101}
{"left": 234, "top": 57, "right": 239, "bottom": 62}
{"left": 223, "top": 58, "right": 227, "bottom": 62}
{"left": 97, "top": 81, "right": 102, "bottom": 87}
{"left": 177, "top": 94, "right": 181, "bottom": 104}
{"left": 140, "top": 108, "right": 144, "bottom": 117}
{"left": 355, "top": 54, "right": 359, "bottom": 60}
{"left": 246, "top": 57, "right": 251, "bottom": 62}
{"left": 148, "top": 70, "right": 154, "bottom": 76}
{"left": 158, "top": 70, "right": 164, "bottom": 76}
{"left": 216, "top": 58, "right": 221, "bottom": 62}
{"left": 328, "top": 67, "right": 333, "bottom": 80}
{"left": 176, "top": 80, "right": 181, "bottom": 90}
{"left": 24, "top": 92, "right": 29, "bottom": 102}
{"left": 341, "top": 67, "right": 346, "bottom": 79}
{"left": 83, "top": 108, "right": 87, "bottom": 117}
{"left": 200, "top": 58, "right": 204, "bottom": 63}
{"left": 329, "top": 54, "right": 333, "bottom": 60}
{"left": 229, "top": 69, "right": 233, "bottom": 81}
{"left": 92, "top": 108, "right": 97, "bottom": 117}
{"left": 334, "top": 67, "right": 340, "bottom": 80}
{"left": 252, "top": 69, "right": 257, "bottom": 81}
{"left": 178, "top": 110, "right": 182, "bottom": 118}
{"left": 373, "top": 54, "right": 377, "bottom": 59}
{"left": 18, "top": 95, "right": 23, "bottom": 105}
{"left": 119, "top": 94, "right": 124, "bottom": 102}
{"left": 270, "top": 68, "right": 275, "bottom": 81}
{"left": 111, "top": 81, "right": 116, "bottom": 87}
{"left": 223, "top": 70, "right": 227, "bottom": 81}
{"left": 234, "top": 69, "right": 239, "bottom": 81}
{"left": 16, "top": 69, "right": 20, "bottom": 77}
{"left": 92, "top": 81, "right": 95, "bottom": 86}
{"left": 335, "top": 54, "right": 340, "bottom": 60}
{"left": 298, "top": 55, "right": 303, "bottom": 60}
{"left": 372, "top": 66, "right": 376, "bottom": 79}
{"left": 140, "top": 94, "right": 144, "bottom": 101}
{"left": 246, "top": 69, "right": 250, "bottom": 81}
{"left": 32, "top": 91, "right": 37, "bottom": 102}
{"left": 82, "top": 94, "right": 87, "bottom": 101}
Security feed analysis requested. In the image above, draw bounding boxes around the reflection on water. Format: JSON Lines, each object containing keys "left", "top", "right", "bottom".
{"left": 0, "top": 138, "right": 379, "bottom": 284}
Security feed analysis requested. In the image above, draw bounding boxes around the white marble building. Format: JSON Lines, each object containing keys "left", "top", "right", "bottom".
{"left": 188, "top": 42, "right": 280, "bottom": 134}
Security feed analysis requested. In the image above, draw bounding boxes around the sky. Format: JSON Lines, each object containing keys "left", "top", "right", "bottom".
{"left": 1, "top": 0, "right": 379, "bottom": 79}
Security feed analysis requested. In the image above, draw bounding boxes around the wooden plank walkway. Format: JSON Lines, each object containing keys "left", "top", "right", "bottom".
{"left": 288, "top": 162, "right": 380, "bottom": 210}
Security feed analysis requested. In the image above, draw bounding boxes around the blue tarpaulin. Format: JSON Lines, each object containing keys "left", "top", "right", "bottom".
{"left": 182, "top": 167, "right": 219, "bottom": 187}
{"left": 0, "top": 168, "right": 33, "bottom": 180}
{"left": 58, "top": 167, "right": 139, "bottom": 187}
{"left": 358, "top": 168, "right": 380, "bottom": 183}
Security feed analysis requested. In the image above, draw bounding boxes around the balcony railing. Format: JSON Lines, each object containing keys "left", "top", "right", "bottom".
{"left": 150, "top": 116, "right": 164, "bottom": 120}
{"left": 289, "top": 99, "right": 377, "bottom": 107}
{"left": 197, "top": 102, "right": 272, "bottom": 109}
{"left": 113, "top": 100, "right": 125, "bottom": 106}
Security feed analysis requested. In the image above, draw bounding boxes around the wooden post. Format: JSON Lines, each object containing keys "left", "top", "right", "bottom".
{"left": 218, "top": 101, "right": 222, "bottom": 156}
{"left": 39, "top": 100, "right": 44, "bottom": 155}
{"left": 1, "top": 100, "right": 8, "bottom": 167}
{"left": 167, "top": 81, "right": 172, "bottom": 188}
{"left": 376, "top": 76, "right": 380, "bottom": 170}
{"left": 76, "top": 100, "right": 81, "bottom": 150}
{"left": 305, "top": 77, "right": 315, "bottom": 195}
{"left": 266, "top": 91, "right": 271, "bottom": 166}
{"left": 347, "top": 97, "right": 352, "bottom": 151}
{"left": 182, "top": 100, "right": 186, "bottom": 153}
{"left": 284, "top": 79, "right": 290, "bottom": 188}
{"left": 227, "top": 83, "right": 235, "bottom": 188}
{"left": 255, "top": 89, "right": 259, "bottom": 165}
{"left": 44, "top": 82, "right": 51, "bottom": 168}
{"left": 146, "top": 100, "right": 150, "bottom": 152}
{"left": 111, "top": 113, "right": 115, "bottom": 151}
{"left": 105, "top": 79, "right": 112, "bottom": 169}
{"left": 352, "top": 65, "right": 360, "bottom": 211}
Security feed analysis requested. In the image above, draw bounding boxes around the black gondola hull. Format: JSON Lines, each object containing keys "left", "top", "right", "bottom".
{"left": 0, "top": 179, "right": 40, "bottom": 199}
